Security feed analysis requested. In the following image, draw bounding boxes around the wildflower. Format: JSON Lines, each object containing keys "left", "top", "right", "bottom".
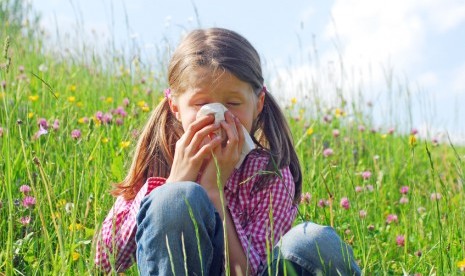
{"left": 366, "top": 185, "right": 374, "bottom": 192}
{"left": 28, "top": 95, "right": 39, "bottom": 102}
{"left": 76, "top": 102, "right": 83, "bottom": 108}
{"left": 400, "top": 186, "right": 409, "bottom": 194}
{"left": 28, "top": 112, "right": 34, "bottom": 118}
{"left": 415, "top": 250, "right": 422, "bottom": 257}
{"left": 370, "top": 128, "right": 377, "bottom": 134}
{"left": 67, "top": 96, "right": 76, "bottom": 103}
{"left": 417, "top": 207, "right": 426, "bottom": 214}
{"left": 69, "top": 85, "right": 76, "bottom": 92}
{"left": 122, "top": 98, "right": 130, "bottom": 106}
{"left": 72, "top": 252, "right": 80, "bottom": 261}
{"left": 340, "top": 197, "right": 350, "bottom": 210}
{"left": 361, "top": 171, "right": 372, "bottom": 180}
{"left": 141, "top": 105, "right": 150, "bottom": 112}
{"left": 18, "top": 65, "right": 25, "bottom": 73}
{"left": 432, "top": 138, "right": 439, "bottom": 146}
{"left": 52, "top": 119, "right": 59, "bottom": 130}
{"left": 358, "top": 125, "right": 365, "bottom": 132}
{"left": 411, "top": 128, "right": 418, "bottom": 135}
{"left": 409, "top": 135, "right": 417, "bottom": 147}
{"left": 71, "top": 129, "right": 81, "bottom": 140}
{"left": 19, "top": 185, "right": 31, "bottom": 194}
{"left": 65, "top": 202, "right": 74, "bottom": 213}
{"left": 22, "top": 196, "right": 36, "bottom": 208}
{"left": 114, "top": 106, "right": 127, "bottom": 117}
{"left": 323, "top": 115, "right": 332, "bottom": 123}
{"left": 95, "top": 111, "right": 103, "bottom": 122}
{"left": 101, "top": 137, "right": 109, "bottom": 144}
{"left": 335, "top": 108, "right": 345, "bottom": 117}
{"left": 457, "top": 258, "right": 465, "bottom": 271}
{"left": 115, "top": 118, "right": 123, "bottom": 126}
{"left": 291, "top": 97, "right": 297, "bottom": 105}
{"left": 367, "top": 224, "right": 375, "bottom": 231}
{"left": 388, "top": 127, "right": 395, "bottom": 134}
{"left": 355, "top": 186, "right": 363, "bottom": 193}
{"left": 317, "top": 199, "right": 327, "bottom": 208}
{"left": 359, "top": 210, "right": 367, "bottom": 218}
{"left": 306, "top": 127, "right": 314, "bottom": 136}
{"left": 102, "top": 113, "right": 113, "bottom": 124}
{"left": 137, "top": 100, "right": 147, "bottom": 108}
{"left": 105, "top": 97, "right": 113, "bottom": 103}
{"left": 430, "top": 192, "right": 442, "bottom": 201}
{"left": 332, "top": 129, "right": 340, "bottom": 138}
{"left": 56, "top": 199, "right": 67, "bottom": 208}
{"left": 38, "top": 118, "right": 49, "bottom": 129}
{"left": 300, "top": 192, "right": 311, "bottom": 204}
{"left": 386, "top": 214, "right": 398, "bottom": 224}
{"left": 0, "top": 127, "right": 3, "bottom": 137}
{"left": 121, "top": 141, "right": 130, "bottom": 149}
{"left": 78, "top": 117, "right": 89, "bottom": 124}
{"left": 33, "top": 125, "right": 48, "bottom": 140}
{"left": 1, "top": 80, "right": 6, "bottom": 89}
{"left": 399, "top": 196, "right": 409, "bottom": 204}
{"left": 68, "top": 223, "right": 84, "bottom": 231}
{"left": 20, "top": 216, "right": 31, "bottom": 226}
{"left": 396, "top": 235, "right": 405, "bottom": 247}
{"left": 323, "top": 148, "right": 334, "bottom": 157}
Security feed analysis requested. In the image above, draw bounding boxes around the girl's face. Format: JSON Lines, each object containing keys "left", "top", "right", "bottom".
{"left": 169, "top": 67, "right": 265, "bottom": 133}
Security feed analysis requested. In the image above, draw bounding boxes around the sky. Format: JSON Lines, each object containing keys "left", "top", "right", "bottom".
{"left": 33, "top": 0, "right": 465, "bottom": 144}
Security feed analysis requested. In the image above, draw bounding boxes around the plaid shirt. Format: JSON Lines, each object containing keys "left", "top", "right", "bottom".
{"left": 94, "top": 149, "right": 297, "bottom": 275}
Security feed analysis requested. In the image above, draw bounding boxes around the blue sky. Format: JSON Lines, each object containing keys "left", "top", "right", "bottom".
{"left": 33, "top": 0, "right": 465, "bottom": 144}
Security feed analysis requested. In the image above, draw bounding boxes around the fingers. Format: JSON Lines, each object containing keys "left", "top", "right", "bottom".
{"left": 179, "top": 115, "right": 215, "bottom": 147}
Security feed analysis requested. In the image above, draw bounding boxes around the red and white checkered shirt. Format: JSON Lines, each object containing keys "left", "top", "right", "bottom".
{"left": 94, "top": 149, "right": 297, "bottom": 275}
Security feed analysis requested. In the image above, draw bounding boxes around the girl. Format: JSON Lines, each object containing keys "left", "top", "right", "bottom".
{"left": 95, "top": 28, "right": 360, "bottom": 275}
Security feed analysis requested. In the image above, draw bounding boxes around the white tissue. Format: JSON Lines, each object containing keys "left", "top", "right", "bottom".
{"left": 196, "top": 103, "right": 255, "bottom": 168}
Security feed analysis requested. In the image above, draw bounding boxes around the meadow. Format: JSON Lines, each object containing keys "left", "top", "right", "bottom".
{"left": 1, "top": 2, "right": 465, "bottom": 275}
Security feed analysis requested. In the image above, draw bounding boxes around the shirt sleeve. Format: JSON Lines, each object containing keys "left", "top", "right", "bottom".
{"left": 230, "top": 165, "right": 297, "bottom": 275}
{"left": 94, "top": 177, "right": 165, "bottom": 273}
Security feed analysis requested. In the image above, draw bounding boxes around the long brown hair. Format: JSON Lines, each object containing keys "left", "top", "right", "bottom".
{"left": 112, "top": 28, "right": 302, "bottom": 204}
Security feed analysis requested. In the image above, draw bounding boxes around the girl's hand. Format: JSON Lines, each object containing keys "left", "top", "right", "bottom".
{"left": 166, "top": 115, "right": 223, "bottom": 183}
{"left": 199, "top": 111, "right": 245, "bottom": 195}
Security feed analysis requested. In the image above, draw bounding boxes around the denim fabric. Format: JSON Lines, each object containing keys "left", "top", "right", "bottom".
{"left": 136, "top": 181, "right": 224, "bottom": 276}
{"left": 136, "top": 181, "right": 361, "bottom": 275}
{"left": 263, "top": 222, "right": 361, "bottom": 276}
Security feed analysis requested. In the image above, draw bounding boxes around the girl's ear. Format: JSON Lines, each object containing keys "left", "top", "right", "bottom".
{"left": 255, "top": 91, "right": 265, "bottom": 117}
{"left": 168, "top": 98, "right": 181, "bottom": 121}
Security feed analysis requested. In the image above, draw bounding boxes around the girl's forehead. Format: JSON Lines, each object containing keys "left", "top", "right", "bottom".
{"left": 186, "top": 68, "right": 241, "bottom": 90}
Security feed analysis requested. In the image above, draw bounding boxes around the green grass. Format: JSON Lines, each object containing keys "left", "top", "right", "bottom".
{"left": 1, "top": 1, "right": 465, "bottom": 275}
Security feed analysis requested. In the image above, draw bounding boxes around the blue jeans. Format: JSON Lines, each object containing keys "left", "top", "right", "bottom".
{"left": 136, "top": 182, "right": 361, "bottom": 275}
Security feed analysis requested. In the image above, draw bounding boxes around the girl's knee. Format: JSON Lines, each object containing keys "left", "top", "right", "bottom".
{"left": 138, "top": 181, "right": 214, "bottom": 229}
{"left": 276, "top": 222, "right": 361, "bottom": 275}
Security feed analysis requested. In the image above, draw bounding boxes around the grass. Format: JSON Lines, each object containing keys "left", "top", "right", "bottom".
{"left": 1, "top": 1, "right": 465, "bottom": 275}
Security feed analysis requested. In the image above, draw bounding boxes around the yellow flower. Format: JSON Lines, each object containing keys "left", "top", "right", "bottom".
{"left": 72, "top": 252, "right": 80, "bottom": 261}
{"left": 141, "top": 106, "right": 150, "bottom": 112}
{"left": 120, "top": 141, "right": 130, "bottom": 149}
{"left": 0, "top": 92, "right": 5, "bottom": 99}
{"left": 101, "top": 137, "right": 109, "bottom": 144}
{"left": 69, "top": 85, "right": 76, "bottom": 92}
{"left": 28, "top": 95, "right": 39, "bottom": 102}
{"left": 291, "top": 98, "right": 297, "bottom": 105}
{"left": 28, "top": 112, "right": 34, "bottom": 118}
{"left": 52, "top": 212, "right": 61, "bottom": 219}
{"left": 78, "top": 117, "right": 86, "bottom": 124}
{"left": 381, "top": 134, "right": 387, "bottom": 139}
{"left": 69, "top": 223, "right": 84, "bottom": 231}
{"left": 457, "top": 259, "right": 465, "bottom": 270}
{"left": 68, "top": 96, "right": 76, "bottom": 103}
{"left": 137, "top": 100, "right": 147, "bottom": 107}
{"left": 76, "top": 101, "right": 83, "bottom": 108}
{"left": 306, "top": 127, "right": 314, "bottom": 136}
{"left": 409, "top": 135, "right": 417, "bottom": 147}
{"left": 56, "top": 199, "right": 67, "bottom": 208}
{"left": 335, "top": 108, "right": 345, "bottom": 118}
{"left": 54, "top": 92, "right": 60, "bottom": 98}
{"left": 105, "top": 97, "right": 113, "bottom": 103}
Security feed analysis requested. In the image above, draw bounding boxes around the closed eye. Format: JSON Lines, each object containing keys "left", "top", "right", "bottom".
{"left": 227, "top": 102, "right": 241, "bottom": 106}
